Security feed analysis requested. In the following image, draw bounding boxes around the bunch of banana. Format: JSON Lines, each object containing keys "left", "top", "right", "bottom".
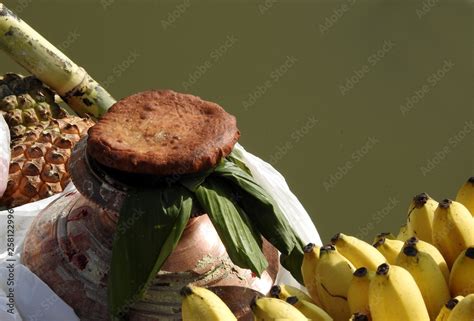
{"left": 395, "top": 242, "right": 450, "bottom": 319}
{"left": 180, "top": 285, "right": 236, "bottom": 321}
{"left": 296, "top": 177, "right": 473, "bottom": 321}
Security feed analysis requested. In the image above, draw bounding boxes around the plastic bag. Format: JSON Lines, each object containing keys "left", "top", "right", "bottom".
{"left": 0, "top": 147, "right": 321, "bottom": 320}
{"left": 0, "top": 115, "right": 10, "bottom": 197}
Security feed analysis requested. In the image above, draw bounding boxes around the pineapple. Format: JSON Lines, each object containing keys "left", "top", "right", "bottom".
{"left": 0, "top": 73, "right": 94, "bottom": 208}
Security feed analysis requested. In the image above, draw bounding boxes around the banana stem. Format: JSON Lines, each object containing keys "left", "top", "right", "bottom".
{"left": 0, "top": 3, "right": 116, "bottom": 118}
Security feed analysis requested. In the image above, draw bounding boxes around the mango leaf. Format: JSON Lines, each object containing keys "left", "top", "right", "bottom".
{"left": 108, "top": 185, "right": 193, "bottom": 320}
{"left": 195, "top": 177, "right": 268, "bottom": 276}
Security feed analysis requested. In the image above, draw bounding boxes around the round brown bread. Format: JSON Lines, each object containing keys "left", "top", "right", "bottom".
{"left": 87, "top": 90, "right": 240, "bottom": 175}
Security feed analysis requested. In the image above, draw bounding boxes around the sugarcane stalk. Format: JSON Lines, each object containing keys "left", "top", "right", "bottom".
{"left": 0, "top": 3, "right": 116, "bottom": 118}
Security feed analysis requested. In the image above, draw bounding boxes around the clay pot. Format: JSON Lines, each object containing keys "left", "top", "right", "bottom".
{"left": 21, "top": 138, "right": 279, "bottom": 320}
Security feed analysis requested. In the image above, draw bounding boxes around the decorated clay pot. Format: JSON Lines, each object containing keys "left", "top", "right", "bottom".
{"left": 22, "top": 90, "right": 280, "bottom": 320}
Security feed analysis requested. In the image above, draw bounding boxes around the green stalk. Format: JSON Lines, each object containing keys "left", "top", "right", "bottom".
{"left": 0, "top": 3, "right": 116, "bottom": 118}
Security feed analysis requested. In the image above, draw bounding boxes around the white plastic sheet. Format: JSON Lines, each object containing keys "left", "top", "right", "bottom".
{"left": 0, "top": 115, "right": 10, "bottom": 197}
{"left": 0, "top": 146, "right": 321, "bottom": 320}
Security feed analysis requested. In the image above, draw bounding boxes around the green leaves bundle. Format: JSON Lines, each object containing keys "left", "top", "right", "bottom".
{"left": 108, "top": 155, "right": 304, "bottom": 320}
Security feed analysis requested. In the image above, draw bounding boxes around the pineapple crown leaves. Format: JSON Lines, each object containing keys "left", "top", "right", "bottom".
{"left": 109, "top": 151, "right": 304, "bottom": 320}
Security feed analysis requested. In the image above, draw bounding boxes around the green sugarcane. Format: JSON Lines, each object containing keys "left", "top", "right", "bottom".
{"left": 0, "top": 3, "right": 116, "bottom": 118}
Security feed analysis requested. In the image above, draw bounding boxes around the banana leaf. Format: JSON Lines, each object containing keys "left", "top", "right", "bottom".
{"left": 108, "top": 185, "right": 193, "bottom": 320}
{"left": 195, "top": 177, "right": 268, "bottom": 276}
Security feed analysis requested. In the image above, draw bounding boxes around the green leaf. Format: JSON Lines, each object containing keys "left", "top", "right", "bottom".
{"left": 108, "top": 185, "right": 193, "bottom": 320}
{"left": 179, "top": 167, "right": 215, "bottom": 192}
{"left": 213, "top": 160, "right": 300, "bottom": 254}
{"left": 280, "top": 245, "right": 305, "bottom": 285}
{"left": 213, "top": 159, "right": 305, "bottom": 282}
{"left": 195, "top": 177, "right": 268, "bottom": 276}
{"left": 227, "top": 149, "right": 252, "bottom": 175}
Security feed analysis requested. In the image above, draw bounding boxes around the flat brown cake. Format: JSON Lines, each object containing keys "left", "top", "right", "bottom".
{"left": 87, "top": 90, "right": 240, "bottom": 175}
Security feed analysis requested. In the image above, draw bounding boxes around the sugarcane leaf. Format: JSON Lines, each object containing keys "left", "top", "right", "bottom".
{"left": 213, "top": 160, "right": 300, "bottom": 254}
{"left": 195, "top": 177, "right": 268, "bottom": 276}
{"left": 108, "top": 185, "right": 193, "bottom": 320}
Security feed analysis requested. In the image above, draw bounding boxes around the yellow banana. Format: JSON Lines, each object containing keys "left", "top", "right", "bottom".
{"left": 347, "top": 267, "right": 374, "bottom": 316}
{"left": 286, "top": 296, "right": 333, "bottom": 321}
{"left": 397, "top": 224, "right": 412, "bottom": 241}
{"left": 270, "top": 284, "right": 314, "bottom": 304}
{"left": 250, "top": 296, "right": 308, "bottom": 321}
{"left": 315, "top": 245, "right": 355, "bottom": 321}
{"left": 446, "top": 293, "right": 474, "bottom": 321}
{"left": 301, "top": 243, "right": 323, "bottom": 307}
{"left": 369, "top": 263, "right": 430, "bottom": 321}
{"left": 395, "top": 242, "right": 450, "bottom": 320}
{"left": 349, "top": 312, "right": 371, "bottom": 321}
{"left": 455, "top": 177, "right": 474, "bottom": 216}
{"left": 435, "top": 296, "right": 464, "bottom": 321}
{"left": 406, "top": 236, "right": 450, "bottom": 283}
{"left": 373, "top": 235, "right": 404, "bottom": 264}
{"left": 180, "top": 285, "right": 236, "bottom": 321}
{"left": 406, "top": 193, "right": 438, "bottom": 244}
{"left": 432, "top": 199, "right": 474, "bottom": 267}
{"left": 449, "top": 247, "right": 474, "bottom": 296}
{"left": 331, "top": 233, "right": 386, "bottom": 270}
